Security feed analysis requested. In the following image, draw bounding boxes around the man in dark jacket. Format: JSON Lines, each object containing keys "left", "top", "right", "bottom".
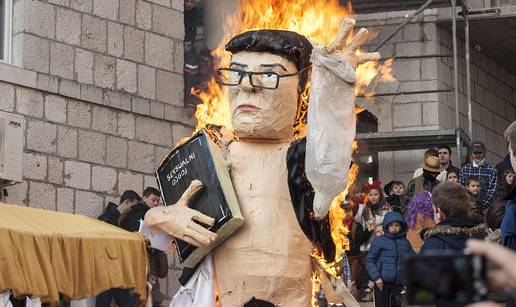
{"left": 120, "top": 187, "right": 161, "bottom": 232}
{"left": 96, "top": 190, "right": 141, "bottom": 307}
{"left": 119, "top": 187, "right": 167, "bottom": 307}
{"left": 496, "top": 153, "right": 512, "bottom": 176}
{"left": 421, "top": 182, "right": 487, "bottom": 252}
{"left": 502, "top": 121, "right": 516, "bottom": 251}
{"left": 501, "top": 120, "right": 516, "bottom": 307}
{"left": 98, "top": 190, "right": 141, "bottom": 227}
{"left": 366, "top": 212, "right": 415, "bottom": 307}
{"left": 420, "top": 182, "right": 487, "bottom": 307}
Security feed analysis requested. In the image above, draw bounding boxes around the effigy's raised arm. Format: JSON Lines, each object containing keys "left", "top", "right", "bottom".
{"left": 306, "top": 18, "right": 380, "bottom": 219}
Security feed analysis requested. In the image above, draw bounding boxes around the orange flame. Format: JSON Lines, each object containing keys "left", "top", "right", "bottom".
{"left": 192, "top": 0, "right": 395, "bottom": 133}
{"left": 311, "top": 272, "right": 322, "bottom": 307}
{"left": 356, "top": 58, "right": 395, "bottom": 97}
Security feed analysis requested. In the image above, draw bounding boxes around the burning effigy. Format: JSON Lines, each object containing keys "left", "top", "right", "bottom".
{"left": 144, "top": 1, "right": 394, "bottom": 306}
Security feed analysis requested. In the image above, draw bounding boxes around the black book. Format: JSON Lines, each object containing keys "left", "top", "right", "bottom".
{"left": 155, "top": 130, "right": 244, "bottom": 267}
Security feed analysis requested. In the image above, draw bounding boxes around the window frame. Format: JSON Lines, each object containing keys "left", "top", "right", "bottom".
{"left": 0, "top": 0, "right": 12, "bottom": 64}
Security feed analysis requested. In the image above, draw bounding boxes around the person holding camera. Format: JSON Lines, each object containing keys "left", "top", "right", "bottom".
{"left": 421, "top": 182, "right": 487, "bottom": 252}
{"left": 366, "top": 212, "right": 415, "bottom": 307}
{"left": 500, "top": 120, "right": 516, "bottom": 307}
{"left": 466, "top": 240, "right": 516, "bottom": 307}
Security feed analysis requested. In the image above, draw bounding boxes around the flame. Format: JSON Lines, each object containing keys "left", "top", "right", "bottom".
{"left": 192, "top": 0, "right": 394, "bottom": 133}
{"left": 193, "top": 79, "right": 232, "bottom": 132}
{"left": 356, "top": 58, "right": 395, "bottom": 97}
{"left": 311, "top": 272, "right": 322, "bottom": 307}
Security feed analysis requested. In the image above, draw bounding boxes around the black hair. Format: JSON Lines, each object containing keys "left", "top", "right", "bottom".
{"left": 446, "top": 169, "right": 458, "bottom": 178}
{"left": 225, "top": 30, "right": 313, "bottom": 93}
{"left": 437, "top": 145, "right": 452, "bottom": 156}
{"left": 484, "top": 200, "right": 506, "bottom": 230}
{"left": 120, "top": 190, "right": 141, "bottom": 204}
{"left": 143, "top": 187, "right": 161, "bottom": 198}
{"left": 466, "top": 176, "right": 481, "bottom": 186}
{"left": 243, "top": 297, "right": 275, "bottom": 307}
{"left": 383, "top": 180, "right": 404, "bottom": 195}
{"left": 391, "top": 181, "right": 405, "bottom": 189}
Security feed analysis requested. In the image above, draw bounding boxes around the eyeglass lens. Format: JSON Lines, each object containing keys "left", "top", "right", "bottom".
{"left": 219, "top": 70, "right": 279, "bottom": 89}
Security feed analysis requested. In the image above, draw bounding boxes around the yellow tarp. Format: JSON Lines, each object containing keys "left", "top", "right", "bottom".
{"left": 0, "top": 203, "right": 148, "bottom": 303}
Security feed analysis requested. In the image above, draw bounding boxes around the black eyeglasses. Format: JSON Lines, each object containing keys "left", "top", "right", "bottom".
{"left": 217, "top": 65, "right": 310, "bottom": 90}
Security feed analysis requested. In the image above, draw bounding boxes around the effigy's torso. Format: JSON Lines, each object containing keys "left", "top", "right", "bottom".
{"left": 213, "top": 140, "right": 313, "bottom": 306}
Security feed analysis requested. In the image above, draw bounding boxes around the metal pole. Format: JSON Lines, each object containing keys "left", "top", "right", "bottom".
{"left": 464, "top": 0, "right": 473, "bottom": 140}
{"left": 451, "top": 0, "right": 462, "bottom": 164}
{"left": 373, "top": 0, "right": 434, "bottom": 52}
{"left": 356, "top": 89, "right": 452, "bottom": 98}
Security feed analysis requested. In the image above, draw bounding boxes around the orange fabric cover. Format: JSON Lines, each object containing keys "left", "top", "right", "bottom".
{"left": 0, "top": 203, "right": 148, "bottom": 303}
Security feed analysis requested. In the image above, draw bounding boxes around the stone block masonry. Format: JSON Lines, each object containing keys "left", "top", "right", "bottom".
{"left": 12, "top": 0, "right": 185, "bottom": 106}
{"left": 435, "top": 27, "right": 516, "bottom": 162}
{"left": 3, "top": 80, "right": 194, "bottom": 217}
{"left": 357, "top": 8, "right": 516, "bottom": 184}
{"left": 4, "top": 0, "right": 195, "bottom": 225}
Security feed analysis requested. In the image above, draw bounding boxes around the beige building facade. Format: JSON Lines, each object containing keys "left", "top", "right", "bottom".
{"left": 1, "top": 0, "right": 190, "bottom": 299}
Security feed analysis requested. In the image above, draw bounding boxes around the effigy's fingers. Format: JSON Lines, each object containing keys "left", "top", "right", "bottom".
{"left": 347, "top": 28, "right": 369, "bottom": 53}
{"left": 329, "top": 17, "right": 355, "bottom": 52}
{"left": 188, "top": 221, "right": 217, "bottom": 241}
{"left": 357, "top": 52, "right": 381, "bottom": 65}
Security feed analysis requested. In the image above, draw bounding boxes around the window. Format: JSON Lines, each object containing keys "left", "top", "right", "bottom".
{"left": 0, "top": 0, "right": 11, "bottom": 63}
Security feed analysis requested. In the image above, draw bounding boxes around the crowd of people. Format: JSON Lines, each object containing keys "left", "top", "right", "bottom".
{"left": 319, "top": 121, "right": 516, "bottom": 307}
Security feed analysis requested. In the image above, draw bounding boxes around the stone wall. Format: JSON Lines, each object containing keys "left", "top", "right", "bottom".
{"left": 436, "top": 26, "right": 516, "bottom": 162}
{"left": 356, "top": 7, "right": 516, "bottom": 184}
{"left": 3, "top": 0, "right": 192, "bottom": 301}
{"left": 357, "top": 10, "right": 442, "bottom": 183}
{"left": 6, "top": 0, "right": 192, "bottom": 222}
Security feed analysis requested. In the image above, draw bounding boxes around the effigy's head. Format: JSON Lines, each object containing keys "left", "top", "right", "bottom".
{"left": 222, "top": 30, "right": 312, "bottom": 140}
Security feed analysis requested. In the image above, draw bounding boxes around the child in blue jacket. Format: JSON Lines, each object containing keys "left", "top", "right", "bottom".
{"left": 366, "top": 211, "right": 415, "bottom": 307}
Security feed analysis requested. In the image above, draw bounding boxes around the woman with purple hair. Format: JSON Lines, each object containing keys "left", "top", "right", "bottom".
{"left": 405, "top": 191, "right": 436, "bottom": 253}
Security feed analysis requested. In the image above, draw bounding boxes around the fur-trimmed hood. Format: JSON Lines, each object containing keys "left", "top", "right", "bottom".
{"left": 424, "top": 223, "right": 487, "bottom": 240}
{"left": 423, "top": 217, "right": 487, "bottom": 249}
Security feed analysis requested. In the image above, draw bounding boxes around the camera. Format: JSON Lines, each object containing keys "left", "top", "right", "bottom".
{"left": 405, "top": 250, "right": 488, "bottom": 305}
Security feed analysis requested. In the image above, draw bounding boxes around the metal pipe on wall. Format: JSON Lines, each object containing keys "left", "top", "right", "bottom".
{"left": 451, "top": 0, "right": 462, "bottom": 164}
{"left": 464, "top": 0, "right": 473, "bottom": 140}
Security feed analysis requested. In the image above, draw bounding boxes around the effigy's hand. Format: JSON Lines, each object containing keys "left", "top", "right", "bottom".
{"left": 144, "top": 180, "right": 217, "bottom": 247}
{"left": 326, "top": 17, "right": 380, "bottom": 69}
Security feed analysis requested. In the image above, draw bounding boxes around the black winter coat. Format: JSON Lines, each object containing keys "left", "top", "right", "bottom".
{"left": 346, "top": 221, "right": 372, "bottom": 257}
{"left": 97, "top": 202, "right": 121, "bottom": 226}
{"left": 120, "top": 201, "right": 150, "bottom": 232}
